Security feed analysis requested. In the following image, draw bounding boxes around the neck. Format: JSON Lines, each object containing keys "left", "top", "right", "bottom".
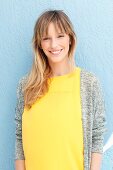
{"left": 49, "top": 58, "right": 76, "bottom": 77}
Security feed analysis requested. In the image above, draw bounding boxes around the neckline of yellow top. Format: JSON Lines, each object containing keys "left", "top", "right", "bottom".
{"left": 48, "top": 66, "right": 79, "bottom": 80}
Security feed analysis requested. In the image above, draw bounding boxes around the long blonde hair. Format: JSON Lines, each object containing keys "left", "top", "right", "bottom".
{"left": 23, "top": 9, "right": 77, "bottom": 110}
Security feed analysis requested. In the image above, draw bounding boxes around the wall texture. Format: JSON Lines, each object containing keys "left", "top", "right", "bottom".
{"left": 0, "top": 0, "right": 113, "bottom": 169}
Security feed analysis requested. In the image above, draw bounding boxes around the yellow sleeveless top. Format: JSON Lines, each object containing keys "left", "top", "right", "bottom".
{"left": 22, "top": 66, "right": 84, "bottom": 170}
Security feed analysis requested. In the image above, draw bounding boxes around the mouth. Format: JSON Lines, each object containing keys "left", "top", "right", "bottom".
{"left": 49, "top": 49, "right": 63, "bottom": 55}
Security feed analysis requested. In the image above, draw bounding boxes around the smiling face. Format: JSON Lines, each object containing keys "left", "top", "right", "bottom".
{"left": 41, "top": 22, "right": 71, "bottom": 66}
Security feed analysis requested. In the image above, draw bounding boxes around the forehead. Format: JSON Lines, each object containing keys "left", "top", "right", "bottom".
{"left": 42, "top": 21, "right": 66, "bottom": 37}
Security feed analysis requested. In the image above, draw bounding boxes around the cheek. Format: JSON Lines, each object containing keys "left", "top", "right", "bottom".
{"left": 61, "top": 38, "right": 70, "bottom": 47}
{"left": 41, "top": 42, "right": 49, "bottom": 50}
{"left": 41, "top": 43, "right": 45, "bottom": 50}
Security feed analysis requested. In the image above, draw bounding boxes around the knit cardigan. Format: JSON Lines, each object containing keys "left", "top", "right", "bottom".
{"left": 15, "top": 68, "right": 106, "bottom": 170}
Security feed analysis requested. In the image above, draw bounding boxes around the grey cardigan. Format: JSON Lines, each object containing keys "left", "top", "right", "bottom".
{"left": 15, "top": 68, "right": 106, "bottom": 170}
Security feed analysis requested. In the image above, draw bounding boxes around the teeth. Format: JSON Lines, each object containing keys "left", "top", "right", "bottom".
{"left": 50, "top": 49, "right": 62, "bottom": 54}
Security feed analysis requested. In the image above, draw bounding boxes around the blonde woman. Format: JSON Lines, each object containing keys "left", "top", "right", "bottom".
{"left": 15, "top": 10, "right": 106, "bottom": 170}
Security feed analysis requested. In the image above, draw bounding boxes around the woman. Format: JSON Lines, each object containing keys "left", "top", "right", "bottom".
{"left": 15, "top": 10, "right": 106, "bottom": 170}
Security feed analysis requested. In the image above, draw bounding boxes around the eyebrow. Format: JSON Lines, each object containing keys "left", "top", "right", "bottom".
{"left": 58, "top": 32, "right": 65, "bottom": 34}
{"left": 42, "top": 32, "right": 65, "bottom": 37}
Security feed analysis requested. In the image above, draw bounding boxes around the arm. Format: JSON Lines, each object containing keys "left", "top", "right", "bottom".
{"left": 15, "top": 160, "right": 26, "bottom": 170}
{"left": 15, "top": 77, "right": 26, "bottom": 169}
{"left": 90, "top": 153, "right": 102, "bottom": 170}
{"left": 90, "top": 77, "right": 107, "bottom": 169}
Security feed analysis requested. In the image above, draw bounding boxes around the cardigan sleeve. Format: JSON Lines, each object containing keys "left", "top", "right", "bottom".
{"left": 91, "top": 77, "right": 107, "bottom": 154}
{"left": 14, "top": 77, "right": 25, "bottom": 160}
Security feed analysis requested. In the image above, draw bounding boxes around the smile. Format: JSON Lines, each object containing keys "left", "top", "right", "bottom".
{"left": 49, "top": 49, "right": 63, "bottom": 55}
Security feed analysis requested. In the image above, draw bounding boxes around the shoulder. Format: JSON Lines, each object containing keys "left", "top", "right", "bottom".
{"left": 80, "top": 67, "right": 100, "bottom": 86}
{"left": 79, "top": 67, "right": 103, "bottom": 97}
{"left": 18, "top": 73, "right": 29, "bottom": 88}
{"left": 18, "top": 73, "right": 29, "bottom": 86}
{"left": 16, "top": 73, "right": 29, "bottom": 97}
{"left": 79, "top": 67, "right": 104, "bottom": 101}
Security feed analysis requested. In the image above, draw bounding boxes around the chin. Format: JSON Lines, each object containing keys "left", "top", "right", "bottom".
{"left": 50, "top": 56, "right": 67, "bottom": 63}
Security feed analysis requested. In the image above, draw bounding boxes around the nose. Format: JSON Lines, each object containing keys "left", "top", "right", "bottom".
{"left": 50, "top": 38, "right": 58, "bottom": 48}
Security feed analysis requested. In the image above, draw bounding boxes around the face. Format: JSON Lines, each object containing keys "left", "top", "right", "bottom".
{"left": 40, "top": 22, "right": 70, "bottom": 66}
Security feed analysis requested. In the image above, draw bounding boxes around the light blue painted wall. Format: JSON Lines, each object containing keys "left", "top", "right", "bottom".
{"left": 0, "top": 0, "right": 113, "bottom": 169}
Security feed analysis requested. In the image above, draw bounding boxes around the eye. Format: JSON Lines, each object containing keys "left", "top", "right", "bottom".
{"left": 42, "top": 37, "right": 50, "bottom": 41}
{"left": 58, "top": 35, "right": 64, "bottom": 38}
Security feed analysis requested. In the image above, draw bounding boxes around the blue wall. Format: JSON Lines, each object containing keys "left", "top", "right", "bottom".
{"left": 0, "top": 0, "right": 113, "bottom": 169}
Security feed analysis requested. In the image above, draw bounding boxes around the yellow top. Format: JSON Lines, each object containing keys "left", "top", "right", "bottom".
{"left": 22, "top": 66, "right": 84, "bottom": 170}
